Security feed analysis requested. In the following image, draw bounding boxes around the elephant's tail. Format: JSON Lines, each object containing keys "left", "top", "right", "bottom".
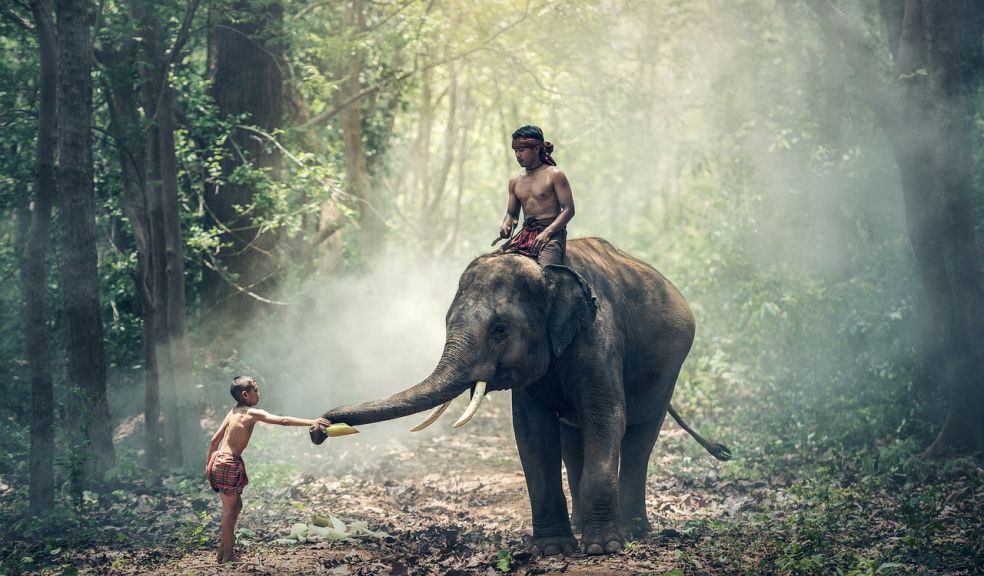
{"left": 668, "top": 404, "right": 733, "bottom": 461}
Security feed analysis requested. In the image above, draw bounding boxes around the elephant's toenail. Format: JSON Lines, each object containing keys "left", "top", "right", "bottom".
{"left": 586, "top": 543, "right": 604, "bottom": 555}
{"left": 605, "top": 540, "right": 622, "bottom": 553}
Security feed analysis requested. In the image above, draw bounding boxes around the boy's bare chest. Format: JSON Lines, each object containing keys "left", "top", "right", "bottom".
{"left": 514, "top": 174, "right": 554, "bottom": 202}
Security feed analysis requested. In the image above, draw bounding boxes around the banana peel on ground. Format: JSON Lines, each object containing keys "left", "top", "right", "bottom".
{"left": 276, "top": 515, "right": 391, "bottom": 544}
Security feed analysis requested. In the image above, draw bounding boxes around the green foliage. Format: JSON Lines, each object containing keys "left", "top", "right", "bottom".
{"left": 103, "top": 449, "right": 145, "bottom": 484}
{"left": 175, "top": 511, "right": 213, "bottom": 551}
{"left": 673, "top": 445, "right": 983, "bottom": 575}
{"left": 495, "top": 549, "right": 511, "bottom": 573}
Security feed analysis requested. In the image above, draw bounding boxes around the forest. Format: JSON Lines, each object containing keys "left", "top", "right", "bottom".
{"left": 0, "top": 0, "right": 982, "bottom": 574}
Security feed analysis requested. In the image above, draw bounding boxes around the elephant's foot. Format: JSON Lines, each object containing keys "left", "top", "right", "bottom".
{"left": 524, "top": 534, "right": 577, "bottom": 557}
{"left": 620, "top": 514, "right": 653, "bottom": 538}
{"left": 580, "top": 524, "right": 624, "bottom": 555}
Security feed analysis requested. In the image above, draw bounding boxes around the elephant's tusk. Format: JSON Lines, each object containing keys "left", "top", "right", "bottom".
{"left": 410, "top": 400, "right": 452, "bottom": 432}
{"left": 452, "top": 381, "right": 487, "bottom": 428}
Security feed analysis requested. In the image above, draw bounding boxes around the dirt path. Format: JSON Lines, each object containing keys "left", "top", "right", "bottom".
{"left": 39, "top": 395, "right": 980, "bottom": 575}
{"left": 99, "top": 399, "right": 739, "bottom": 575}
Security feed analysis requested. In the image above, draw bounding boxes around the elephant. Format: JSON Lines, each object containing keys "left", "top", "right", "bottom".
{"left": 310, "top": 237, "right": 731, "bottom": 556}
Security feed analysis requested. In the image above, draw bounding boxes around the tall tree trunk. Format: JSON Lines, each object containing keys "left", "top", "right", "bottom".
{"left": 806, "top": 0, "right": 984, "bottom": 455}
{"left": 142, "top": 75, "right": 177, "bottom": 465}
{"left": 158, "top": 80, "right": 201, "bottom": 467}
{"left": 26, "top": 0, "right": 56, "bottom": 514}
{"left": 339, "top": 0, "right": 383, "bottom": 254}
{"left": 205, "top": 0, "right": 283, "bottom": 340}
{"left": 132, "top": 0, "right": 201, "bottom": 468}
{"left": 438, "top": 83, "right": 471, "bottom": 261}
{"left": 102, "top": 61, "right": 163, "bottom": 473}
{"left": 427, "top": 58, "right": 458, "bottom": 225}
{"left": 894, "top": 0, "right": 984, "bottom": 455}
{"left": 54, "top": 0, "right": 115, "bottom": 483}
{"left": 128, "top": 0, "right": 178, "bottom": 466}
{"left": 413, "top": 66, "right": 434, "bottom": 221}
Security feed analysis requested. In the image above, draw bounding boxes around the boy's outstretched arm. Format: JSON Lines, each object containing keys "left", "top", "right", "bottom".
{"left": 249, "top": 408, "right": 329, "bottom": 428}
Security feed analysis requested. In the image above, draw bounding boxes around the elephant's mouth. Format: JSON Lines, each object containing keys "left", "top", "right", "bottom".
{"left": 411, "top": 380, "right": 489, "bottom": 431}
{"left": 410, "top": 369, "right": 519, "bottom": 432}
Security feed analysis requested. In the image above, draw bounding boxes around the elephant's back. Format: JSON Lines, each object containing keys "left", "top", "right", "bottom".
{"left": 566, "top": 237, "right": 695, "bottom": 356}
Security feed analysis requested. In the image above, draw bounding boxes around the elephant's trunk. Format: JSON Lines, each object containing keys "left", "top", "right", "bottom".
{"left": 310, "top": 335, "right": 473, "bottom": 444}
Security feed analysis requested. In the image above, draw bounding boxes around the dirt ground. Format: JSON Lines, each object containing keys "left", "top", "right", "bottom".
{"left": 18, "top": 395, "right": 980, "bottom": 575}
{"left": 74, "top": 397, "right": 746, "bottom": 575}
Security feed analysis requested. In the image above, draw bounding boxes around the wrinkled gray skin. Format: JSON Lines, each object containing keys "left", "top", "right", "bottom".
{"left": 311, "top": 237, "right": 729, "bottom": 556}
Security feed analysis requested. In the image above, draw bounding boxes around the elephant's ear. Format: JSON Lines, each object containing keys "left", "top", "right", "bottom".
{"left": 544, "top": 265, "right": 598, "bottom": 357}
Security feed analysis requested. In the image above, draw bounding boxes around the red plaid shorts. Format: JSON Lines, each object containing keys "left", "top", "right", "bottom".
{"left": 207, "top": 451, "right": 249, "bottom": 494}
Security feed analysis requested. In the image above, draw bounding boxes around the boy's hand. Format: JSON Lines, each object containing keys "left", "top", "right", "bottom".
{"left": 533, "top": 230, "right": 552, "bottom": 254}
{"left": 310, "top": 417, "right": 331, "bottom": 432}
{"left": 492, "top": 224, "right": 512, "bottom": 246}
{"left": 500, "top": 223, "right": 513, "bottom": 239}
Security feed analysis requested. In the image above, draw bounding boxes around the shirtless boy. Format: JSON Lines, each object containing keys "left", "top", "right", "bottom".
{"left": 206, "top": 376, "right": 330, "bottom": 563}
{"left": 494, "top": 125, "right": 575, "bottom": 266}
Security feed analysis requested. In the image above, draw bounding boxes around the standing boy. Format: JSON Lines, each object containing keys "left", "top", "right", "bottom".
{"left": 206, "top": 375, "right": 330, "bottom": 564}
{"left": 494, "top": 125, "right": 576, "bottom": 266}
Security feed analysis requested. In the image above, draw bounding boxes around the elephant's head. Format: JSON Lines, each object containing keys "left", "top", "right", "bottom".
{"left": 311, "top": 254, "right": 597, "bottom": 443}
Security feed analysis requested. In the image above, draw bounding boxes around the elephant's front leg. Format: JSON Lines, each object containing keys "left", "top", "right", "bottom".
{"left": 578, "top": 379, "right": 626, "bottom": 555}
{"left": 512, "top": 390, "right": 576, "bottom": 556}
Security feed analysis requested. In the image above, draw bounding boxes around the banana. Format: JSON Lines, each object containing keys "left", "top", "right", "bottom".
{"left": 321, "top": 423, "right": 359, "bottom": 437}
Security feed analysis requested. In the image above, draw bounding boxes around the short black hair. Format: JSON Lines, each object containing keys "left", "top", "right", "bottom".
{"left": 512, "top": 125, "right": 544, "bottom": 141}
{"left": 230, "top": 375, "right": 256, "bottom": 405}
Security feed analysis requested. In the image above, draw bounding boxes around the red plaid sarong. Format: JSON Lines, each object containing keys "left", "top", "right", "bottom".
{"left": 207, "top": 451, "right": 249, "bottom": 494}
{"left": 502, "top": 217, "right": 551, "bottom": 257}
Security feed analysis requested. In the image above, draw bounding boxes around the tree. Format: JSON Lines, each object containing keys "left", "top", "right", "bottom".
{"left": 339, "top": 0, "right": 385, "bottom": 255}
{"left": 99, "top": 0, "right": 203, "bottom": 471}
{"left": 54, "top": 0, "right": 115, "bottom": 483}
{"left": 805, "top": 0, "right": 984, "bottom": 454}
{"left": 25, "top": 0, "right": 56, "bottom": 513}
{"left": 204, "top": 0, "right": 284, "bottom": 338}
{"left": 100, "top": 39, "right": 163, "bottom": 472}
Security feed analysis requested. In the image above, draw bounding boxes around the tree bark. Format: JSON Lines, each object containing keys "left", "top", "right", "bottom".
{"left": 427, "top": 58, "right": 458, "bottom": 222}
{"left": 900, "top": 0, "right": 984, "bottom": 456}
{"left": 158, "top": 80, "right": 201, "bottom": 467}
{"left": 806, "top": 0, "right": 984, "bottom": 455}
{"left": 132, "top": 0, "right": 202, "bottom": 468}
{"left": 102, "top": 59, "right": 163, "bottom": 473}
{"left": 26, "top": 0, "right": 56, "bottom": 513}
{"left": 204, "top": 0, "right": 283, "bottom": 337}
{"left": 339, "top": 0, "right": 384, "bottom": 254}
{"left": 54, "top": 0, "right": 115, "bottom": 483}
{"left": 437, "top": 83, "right": 471, "bottom": 260}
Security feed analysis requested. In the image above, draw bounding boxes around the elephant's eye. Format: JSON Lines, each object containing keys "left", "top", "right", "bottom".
{"left": 490, "top": 322, "right": 510, "bottom": 341}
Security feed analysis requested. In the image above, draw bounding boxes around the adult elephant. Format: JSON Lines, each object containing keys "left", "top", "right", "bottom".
{"left": 310, "top": 237, "right": 730, "bottom": 555}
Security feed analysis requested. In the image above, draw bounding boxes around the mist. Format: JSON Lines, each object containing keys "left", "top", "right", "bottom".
{"left": 197, "top": 0, "right": 930, "bottom": 465}
{"left": 1, "top": 0, "right": 981, "bottom": 572}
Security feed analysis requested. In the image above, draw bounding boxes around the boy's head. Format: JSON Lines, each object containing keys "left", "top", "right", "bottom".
{"left": 512, "top": 125, "right": 545, "bottom": 142}
{"left": 231, "top": 376, "right": 259, "bottom": 406}
{"left": 511, "top": 125, "right": 556, "bottom": 167}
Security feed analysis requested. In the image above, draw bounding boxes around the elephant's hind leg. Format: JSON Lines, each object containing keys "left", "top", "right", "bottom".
{"left": 618, "top": 414, "right": 665, "bottom": 538}
{"left": 559, "top": 421, "right": 584, "bottom": 533}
